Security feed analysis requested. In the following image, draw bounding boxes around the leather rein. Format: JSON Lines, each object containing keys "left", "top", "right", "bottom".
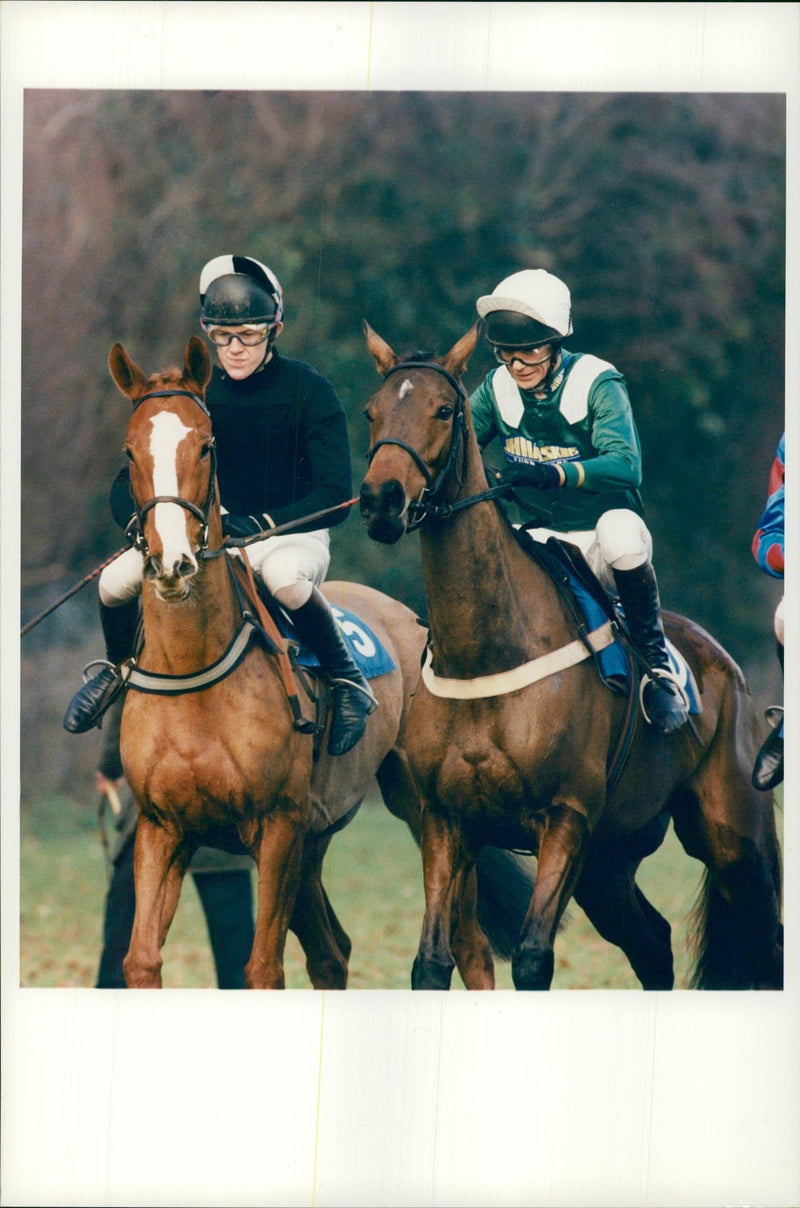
{"left": 126, "top": 388, "right": 218, "bottom": 557}
{"left": 366, "top": 361, "right": 507, "bottom": 530}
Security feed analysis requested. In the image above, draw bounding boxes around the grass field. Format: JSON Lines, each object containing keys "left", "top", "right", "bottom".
{"left": 19, "top": 790, "right": 783, "bottom": 990}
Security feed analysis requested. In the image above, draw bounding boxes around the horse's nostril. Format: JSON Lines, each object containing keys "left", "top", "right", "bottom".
{"left": 383, "top": 480, "right": 406, "bottom": 514}
{"left": 359, "top": 479, "right": 406, "bottom": 517}
{"left": 176, "top": 557, "right": 197, "bottom": 579}
{"left": 144, "top": 556, "right": 162, "bottom": 581}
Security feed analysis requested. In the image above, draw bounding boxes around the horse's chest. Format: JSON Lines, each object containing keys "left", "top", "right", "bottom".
{"left": 409, "top": 691, "right": 601, "bottom": 820}
{"left": 122, "top": 700, "right": 303, "bottom": 824}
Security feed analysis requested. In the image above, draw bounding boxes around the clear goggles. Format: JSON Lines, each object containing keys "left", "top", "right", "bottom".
{"left": 493, "top": 342, "right": 556, "bottom": 368}
{"left": 202, "top": 321, "right": 272, "bottom": 347}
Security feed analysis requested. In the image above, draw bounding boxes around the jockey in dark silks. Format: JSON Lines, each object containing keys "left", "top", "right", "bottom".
{"left": 64, "top": 255, "right": 376, "bottom": 756}
{"left": 751, "top": 432, "right": 785, "bottom": 791}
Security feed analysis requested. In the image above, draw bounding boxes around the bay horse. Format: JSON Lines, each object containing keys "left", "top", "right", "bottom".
{"left": 359, "top": 321, "right": 783, "bottom": 991}
{"left": 111, "top": 335, "right": 532, "bottom": 989}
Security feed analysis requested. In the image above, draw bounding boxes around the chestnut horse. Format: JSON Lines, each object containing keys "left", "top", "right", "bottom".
{"left": 112, "top": 336, "right": 532, "bottom": 989}
{"left": 359, "top": 321, "right": 783, "bottom": 991}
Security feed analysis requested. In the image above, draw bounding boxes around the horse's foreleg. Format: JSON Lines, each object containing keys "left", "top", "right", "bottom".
{"left": 246, "top": 808, "right": 306, "bottom": 989}
{"left": 290, "top": 834, "right": 351, "bottom": 989}
{"left": 123, "top": 816, "right": 188, "bottom": 989}
{"left": 451, "top": 866, "right": 495, "bottom": 990}
{"left": 411, "top": 813, "right": 468, "bottom": 991}
{"left": 512, "top": 804, "right": 590, "bottom": 990}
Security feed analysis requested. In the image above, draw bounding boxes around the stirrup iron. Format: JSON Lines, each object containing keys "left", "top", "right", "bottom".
{"left": 329, "top": 676, "right": 379, "bottom": 712}
{"left": 638, "top": 666, "right": 690, "bottom": 727}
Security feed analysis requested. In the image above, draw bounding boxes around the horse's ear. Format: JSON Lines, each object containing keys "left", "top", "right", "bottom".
{"left": 109, "top": 343, "right": 147, "bottom": 401}
{"left": 184, "top": 335, "right": 212, "bottom": 391}
{"left": 443, "top": 321, "right": 481, "bottom": 380}
{"left": 363, "top": 320, "right": 399, "bottom": 376}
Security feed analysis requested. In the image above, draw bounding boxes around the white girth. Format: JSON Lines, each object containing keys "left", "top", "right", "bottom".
{"left": 420, "top": 620, "right": 616, "bottom": 700}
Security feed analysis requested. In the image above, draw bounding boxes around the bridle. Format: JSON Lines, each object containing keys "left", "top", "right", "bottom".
{"left": 365, "top": 361, "right": 505, "bottom": 529}
{"left": 126, "top": 388, "right": 218, "bottom": 558}
{"left": 366, "top": 361, "right": 469, "bottom": 530}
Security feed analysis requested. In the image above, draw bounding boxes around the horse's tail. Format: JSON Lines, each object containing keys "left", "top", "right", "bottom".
{"left": 475, "top": 847, "right": 536, "bottom": 960}
{"left": 687, "top": 862, "right": 783, "bottom": 990}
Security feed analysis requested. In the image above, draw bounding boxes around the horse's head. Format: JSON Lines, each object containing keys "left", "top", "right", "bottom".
{"left": 359, "top": 322, "right": 480, "bottom": 543}
{"left": 111, "top": 336, "right": 215, "bottom": 601}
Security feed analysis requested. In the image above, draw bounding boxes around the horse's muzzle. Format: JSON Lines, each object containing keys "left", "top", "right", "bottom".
{"left": 144, "top": 552, "right": 198, "bottom": 599}
{"left": 359, "top": 479, "right": 407, "bottom": 544}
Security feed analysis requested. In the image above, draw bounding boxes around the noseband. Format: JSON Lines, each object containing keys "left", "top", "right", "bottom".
{"left": 127, "top": 388, "right": 218, "bottom": 557}
{"left": 366, "top": 361, "right": 469, "bottom": 529}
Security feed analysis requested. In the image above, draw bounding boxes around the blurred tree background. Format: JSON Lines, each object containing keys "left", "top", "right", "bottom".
{"left": 20, "top": 89, "right": 785, "bottom": 801}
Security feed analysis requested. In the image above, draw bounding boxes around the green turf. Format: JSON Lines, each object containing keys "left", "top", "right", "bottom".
{"left": 19, "top": 791, "right": 782, "bottom": 990}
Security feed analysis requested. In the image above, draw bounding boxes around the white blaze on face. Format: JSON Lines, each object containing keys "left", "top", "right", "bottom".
{"left": 398, "top": 378, "right": 414, "bottom": 400}
{"left": 148, "top": 412, "right": 196, "bottom": 572}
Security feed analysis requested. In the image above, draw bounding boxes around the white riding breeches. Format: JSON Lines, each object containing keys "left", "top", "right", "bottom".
{"left": 775, "top": 596, "right": 785, "bottom": 646}
{"left": 99, "top": 545, "right": 145, "bottom": 606}
{"left": 527, "top": 508, "right": 652, "bottom": 590}
{"left": 98, "top": 528, "right": 331, "bottom": 608}
{"left": 245, "top": 528, "right": 330, "bottom": 600}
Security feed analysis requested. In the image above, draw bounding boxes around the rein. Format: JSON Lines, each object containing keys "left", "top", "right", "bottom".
{"left": 127, "top": 388, "right": 217, "bottom": 556}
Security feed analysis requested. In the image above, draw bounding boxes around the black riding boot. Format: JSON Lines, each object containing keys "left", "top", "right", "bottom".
{"left": 613, "top": 562, "right": 688, "bottom": 735}
{"left": 752, "top": 640, "right": 784, "bottom": 790}
{"left": 289, "top": 587, "right": 377, "bottom": 756}
{"left": 63, "top": 598, "right": 140, "bottom": 734}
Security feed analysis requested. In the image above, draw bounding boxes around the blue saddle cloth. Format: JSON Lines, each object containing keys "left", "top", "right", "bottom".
{"left": 554, "top": 554, "right": 701, "bottom": 715}
{"left": 272, "top": 604, "right": 396, "bottom": 680}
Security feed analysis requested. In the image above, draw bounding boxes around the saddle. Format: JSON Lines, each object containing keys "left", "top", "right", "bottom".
{"left": 513, "top": 528, "right": 630, "bottom": 690}
{"left": 511, "top": 527, "right": 700, "bottom": 790}
{"left": 514, "top": 527, "right": 700, "bottom": 708}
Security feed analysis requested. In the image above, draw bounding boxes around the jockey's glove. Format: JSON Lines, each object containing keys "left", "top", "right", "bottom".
{"left": 495, "top": 461, "right": 563, "bottom": 491}
{"left": 221, "top": 511, "right": 274, "bottom": 539}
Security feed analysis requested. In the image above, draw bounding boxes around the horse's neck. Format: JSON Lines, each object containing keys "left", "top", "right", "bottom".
{"left": 138, "top": 560, "right": 240, "bottom": 674}
{"left": 418, "top": 427, "right": 569, "bottom": 678}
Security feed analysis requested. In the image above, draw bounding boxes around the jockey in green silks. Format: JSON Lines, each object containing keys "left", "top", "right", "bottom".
{"left": 471, "top": 268, "right": 688, "bottom": 735}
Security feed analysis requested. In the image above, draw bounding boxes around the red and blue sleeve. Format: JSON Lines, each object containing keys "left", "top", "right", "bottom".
{"left": 752, "top": 435, "right": 785, "bottom": 578}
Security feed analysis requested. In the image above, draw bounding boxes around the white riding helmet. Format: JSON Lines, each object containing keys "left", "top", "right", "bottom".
{"left": 477, "top": 269, "right": 573, "bottom": 347}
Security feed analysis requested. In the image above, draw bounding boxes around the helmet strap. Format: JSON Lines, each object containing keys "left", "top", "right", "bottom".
{"left": 254, "top": 330, "right": 280, "bottom": 372}
{"left": 539, "top": 344, "right": 563, "bottom": 394}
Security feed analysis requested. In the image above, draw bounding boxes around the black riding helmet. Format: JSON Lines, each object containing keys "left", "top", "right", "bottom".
{"left": 199, "top": 255, "right": 284, "bottom": 327}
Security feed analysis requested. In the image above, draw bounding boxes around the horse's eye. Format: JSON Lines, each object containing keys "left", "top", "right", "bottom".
{"left": 435, "top": 405, "right": 454, "bottom": 421}
{"left": 362, "top": 407, "right": 373, "bottom": 424}
{"left": 124, "top": 447, "right": 134, "bottom": 462}
{"left": 200, "top": 442, "right": 212, "bottom": 459}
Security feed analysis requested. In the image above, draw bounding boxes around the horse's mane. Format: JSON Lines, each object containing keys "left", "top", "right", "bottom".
{"left": 400, "top": 349, "right": 438, "bottom": 363}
